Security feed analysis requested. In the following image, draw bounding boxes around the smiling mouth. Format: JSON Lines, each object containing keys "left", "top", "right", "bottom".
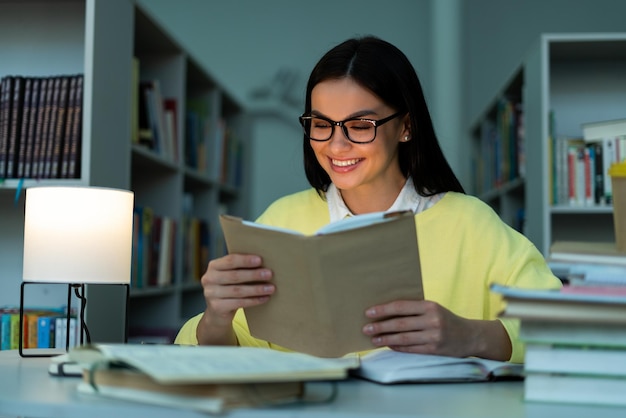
{"left": 332, "top": 158, "right": 363, "bottom": 167}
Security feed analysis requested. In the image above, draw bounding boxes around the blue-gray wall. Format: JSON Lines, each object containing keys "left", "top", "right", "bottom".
{"left": 142, "top": 0, "right": 626, "bottom": 218}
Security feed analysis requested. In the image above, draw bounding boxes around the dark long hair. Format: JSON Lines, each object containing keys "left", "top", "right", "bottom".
{"left": 303, "top": 36, "right": 465, "bottom": 196}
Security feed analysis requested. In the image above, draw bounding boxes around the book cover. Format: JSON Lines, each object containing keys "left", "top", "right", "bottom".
{"left": 30, "top": 77, "right": 48, "bottom": 178}
{"left": 68, "top": 344, "right": 359, "bottom": 384}
{"left": 220, "top": 210, "right": 424, "bottom": 357}
{"left": 520, "top": 320, "right": 626, "bottom": 349}
{"left": 525, "top": 343, "right": 626, "bottom": 376}
{"left": 582, "top": 118, "right": 626, "bottom": 142}
{"left": 525, "top": 373, "right": 626, "bottom": 407}
{"left": 492, "top": 284, "right": 626, "bottom": 323}
{"left": 0, "top": 76, "right": 14, "bottom": 179}
{"left": 60, "top": 75, "right": 77, "bottom": 178}
{"left": 34, "top": 76, "right": 54, "bottom": 178}
{"left": 549, "top": 240, "right": 626, "bottom": 266}
{"left": 352, "top": 349, "right": 522, "bottom": 384}
{"left": 42, "top": 76, "right": 61, "bottom": 178}
{"left": 37, "top": 316, "right": 52, "bottom": 349}
{"left": 64, "top": 74, "right": 82, "bottom": 179}
{"left": 6, "top": 76, "right": 24, "bottom": 179}
{"left": 49, "top": 75, "right": 70, "bottom": 178}
{"left": 16, "top": 77, "right": 33, "bottom": 178}
{"left": 77, "top": 368, "right": 303, "bottom": 414}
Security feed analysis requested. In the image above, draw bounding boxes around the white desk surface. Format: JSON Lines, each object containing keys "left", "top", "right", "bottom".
{"left": 0, "top": 350, "right": 625, "bottom": 418}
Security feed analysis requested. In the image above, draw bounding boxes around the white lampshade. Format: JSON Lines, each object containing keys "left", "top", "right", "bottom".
{"left": 23, "top": 186, "right": 134, "bottom": 284}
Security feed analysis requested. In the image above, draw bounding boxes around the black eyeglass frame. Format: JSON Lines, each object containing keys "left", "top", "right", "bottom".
{"left": 298, "top": 111, "right": 404, "bottom": 144}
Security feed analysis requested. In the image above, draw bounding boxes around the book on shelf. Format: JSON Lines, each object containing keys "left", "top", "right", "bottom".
{"left": 131, "top": 207, "right": 178, "bottom": 289}
{"left": 524, "top": 373, "right": 626, "bottom": 407}
{"left": 62, "top": 74, "right": 83, "bottom": 179}
{"left": 582, "top": 117, "right": 626, "bottom": 142}
{"left": 66, "top": 344, "right": 359, "bottom": 414}
{"left": 491, "top": 284, "right": 626, "bottom": 323}
{"left": 16, "top": 77, "right": 34, "bottom": 178}
{"left": 6, "top": 76, "right": 24, "bottom": 179}
{"left": 549, "top": 240, "right": 626, "bottom": 266}
{"left": 219, "top": 210, "right": 424, "bottom": 357}
{"left": 580, "top": 117, "right": 626, "bottom": 205}
{"left": 352, "top": 349, "right": 523, "bottom": 384}
{"left": 139, "top": 80, "right": 176, "bottom": 161}
{"left": 549, "top": 133, "right": 616, "bottom": 206}
{"left": 49, "top": 76, "right": 70, "bottom": 179}
{"left": 0, "top": 307, "right": 75, "bottom": 351}
{"left": 0, "top": 76, "right": 14, "bottom": 179}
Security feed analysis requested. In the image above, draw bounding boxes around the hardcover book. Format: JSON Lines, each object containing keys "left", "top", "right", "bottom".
{"left": 66, "top": 343, "right": 359, "bottom": 413}
{"left": 491, "top": 284, "right": 626, "bottom": 323}
{"left": 220, "top": 210, "right": 424, "bottom": 357}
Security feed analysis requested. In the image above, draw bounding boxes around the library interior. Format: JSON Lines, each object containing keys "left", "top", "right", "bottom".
{"left": 1, "top": 0, "right": 626, "bottom": 416}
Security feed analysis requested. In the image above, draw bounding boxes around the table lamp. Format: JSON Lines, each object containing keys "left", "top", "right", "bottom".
{"left": 20, "top": 186, "right": 134, "bottom": 357}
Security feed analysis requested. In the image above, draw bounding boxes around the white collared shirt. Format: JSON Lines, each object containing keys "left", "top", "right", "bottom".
{"left": 326, "top": 177, "right": 444, "bottom": 222}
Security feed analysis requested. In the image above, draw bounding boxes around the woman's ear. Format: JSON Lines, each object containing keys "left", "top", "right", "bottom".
{"left": 401, "top": 114, "right": 411, "bottom": 142}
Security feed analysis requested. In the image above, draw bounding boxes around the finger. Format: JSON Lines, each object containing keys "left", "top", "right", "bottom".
{"left": 206, "top": 267, "right": 272, "bottom": 286}
{"left": 369, "top": 329, "right": 441, "bottom": 350}
{"left": 363, "top": 315, "right": 424, "bottom": 336}
{"left": 207, "top": 282, "right": 275, "bottom": 300}
{"left": 210, "top": 254, "right": 264, "bottom": 271}
{"left": 210, "top": 294, "right": 272, "bottom": 314}
{"left": 365, "top": 299, "right": 433, "bottom": 319}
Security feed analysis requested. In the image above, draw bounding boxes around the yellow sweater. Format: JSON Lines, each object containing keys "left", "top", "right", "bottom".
{"left": 175, "top": 190, "right": 561, "bottom": 363}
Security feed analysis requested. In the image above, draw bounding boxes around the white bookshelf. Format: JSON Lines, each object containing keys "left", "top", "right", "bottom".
{"left": 0, "top": 0, "right": 248, "bottom": 343}
{"left": 471, "top": 33, "right": 626, "bottom": 256}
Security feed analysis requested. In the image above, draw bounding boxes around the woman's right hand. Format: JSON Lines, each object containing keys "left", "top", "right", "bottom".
{"left": 196, "top": 254, "right": 274, "bottom": 346}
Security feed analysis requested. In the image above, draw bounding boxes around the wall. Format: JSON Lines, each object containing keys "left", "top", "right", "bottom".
{"left": 140, "top": 0, "right": 436, "bottom": 218}
{"left": 143, "top": 0, "right": 626, "bottom": 211}
{"left": 462, "top": 0, "right": 626, "bottom": 187}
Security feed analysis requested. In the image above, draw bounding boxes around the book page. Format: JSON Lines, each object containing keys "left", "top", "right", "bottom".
{"left": 315, "top": 210, "right": 410, "bottom": 235}
{"left": 354, "top": 349, "right": 522, "bottom": 383}
{"left": 71, "top": 344, "right": 359, "bottom": 384}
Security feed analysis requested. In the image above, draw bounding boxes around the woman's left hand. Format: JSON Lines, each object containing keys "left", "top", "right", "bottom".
{"left": 362, "top": 300, "right": 510, "bottom": 360}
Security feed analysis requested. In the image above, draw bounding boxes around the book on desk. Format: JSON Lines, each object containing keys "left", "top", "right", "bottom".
{"left": 67, "top": 343, "right": 359, "bottom": 414}
{"left": 59, "top": 343, "right": 524, "bottom": 413}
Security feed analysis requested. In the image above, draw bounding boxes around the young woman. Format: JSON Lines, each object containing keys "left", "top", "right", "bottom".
{"left": 175, "top": 36, "right": 561, "bottom": 363}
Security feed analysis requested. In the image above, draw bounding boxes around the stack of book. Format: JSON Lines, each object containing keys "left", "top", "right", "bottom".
{"left": 493, "top": 284, "right": 626, "bottom": 407}
{"left": 548, "top": 240, "right": 626, "bottom": 286}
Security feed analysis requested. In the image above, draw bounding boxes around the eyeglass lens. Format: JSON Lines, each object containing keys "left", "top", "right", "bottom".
{"left": 302, "top": 118, "right": 377, "bottom": 143}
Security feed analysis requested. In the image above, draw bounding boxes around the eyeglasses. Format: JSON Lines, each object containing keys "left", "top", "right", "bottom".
{"left": 299, "top": 112, "right": 403, "bottom": 144}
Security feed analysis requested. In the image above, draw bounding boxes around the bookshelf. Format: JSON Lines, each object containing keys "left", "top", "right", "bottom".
{"left": 0, "top": 0, "right": 248, "bottom": 343}
{"left": 471, "top": 33, "right": 626, "bottom": 256}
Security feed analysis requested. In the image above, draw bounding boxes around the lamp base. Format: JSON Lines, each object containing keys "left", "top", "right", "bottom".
{"left": 18, "top": 282, "right": 129, "bottom": 358}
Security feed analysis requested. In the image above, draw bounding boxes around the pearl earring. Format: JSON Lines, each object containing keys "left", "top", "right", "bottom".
{"left": 403, "top": 136, "right": 410, "bottom": 142}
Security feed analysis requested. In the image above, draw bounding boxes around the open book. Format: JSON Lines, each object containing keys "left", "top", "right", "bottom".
{"left": 219, "top": 210, "right": 424, "bottom": 357}
{"left": 68, "top": 344, "right": 359, "bottom": 413}
{"left": 352, "top": 349, "right": 523, "bottom": 383}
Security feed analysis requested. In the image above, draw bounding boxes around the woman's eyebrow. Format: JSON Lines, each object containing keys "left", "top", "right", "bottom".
{"left": 310, "top": 109, "right": 380, "bottom": 119}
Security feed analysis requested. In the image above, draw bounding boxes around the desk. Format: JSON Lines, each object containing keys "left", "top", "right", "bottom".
{"left": 0, "top": 350, "right": 625, "bottom": 418}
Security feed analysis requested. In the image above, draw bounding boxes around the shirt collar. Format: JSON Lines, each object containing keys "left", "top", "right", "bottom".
{"left": 327, "top": 177, "right": 423, "bottom": 223}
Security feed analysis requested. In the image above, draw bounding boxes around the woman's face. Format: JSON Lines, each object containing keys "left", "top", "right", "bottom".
{"left": 309, "top": 77, "right": 409, "bottom": 198}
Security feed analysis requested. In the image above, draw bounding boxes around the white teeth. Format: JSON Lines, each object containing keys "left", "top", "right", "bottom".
{"left": 332, "top": 158, "right": 360, "bottom": 167}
